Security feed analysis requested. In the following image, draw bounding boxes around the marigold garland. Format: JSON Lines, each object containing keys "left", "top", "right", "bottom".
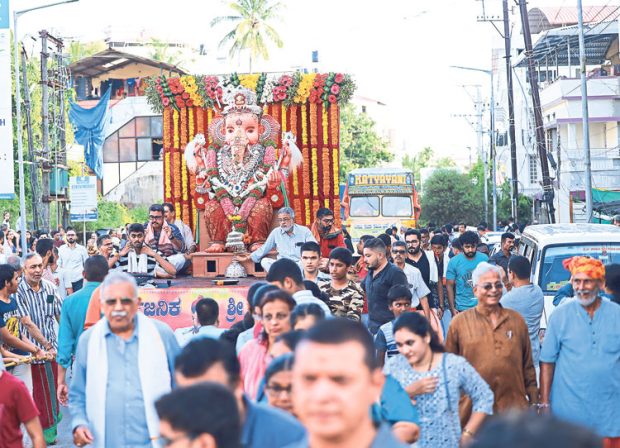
{"left": 290, "top": 105, "right": 298, "bottom": 139}
{"left": 173, "top": 152, "right": 182, "bottom": 199}
{"left": 197, "top": 108, "right": 205, "bottom": 135}
{"left": 332, "top": 147, "right": 339, "bottom": 194}
{"left": 164, "top": 152, "right": 171, "bottom": 199}
{"left": 180, "top": 108, "right": 188, "bottom": 147}
{"left": 305, "top": 199, "right": 311, "bottom": 225}
{"left": 301, "top": 104, "right": 308, "bottom": 146}
{"left": 182, "top": 164, "right": 189, "bottom": 202}
{"left": 322, "top": 107, "right": 329, "bottom": 146}
{"left": 324, "top": 198, "right": 330, "bottom": 208}
{"left": 173, "top": 109, "right": 180, "bottom": 149}
{"left": 302, "top": 147, "right": 310, "bottom": 198}
{"left": 294, "top": 198, "right": 302, "bottom": 223}
{"left": 292, "top": 167, "right": 299, "bottom": 196}
{"left": 311, "top": 148, "right": 319, "bottom": 196}
{"left": 322, "top": 151, "right": 331, "bottom": 196}
{"left": 188, "top": 108, "right": 195, "bottom": 142}
{"left": 309, "top": 103, "right": 318, "bottom": 146}
{"left": 281, "top": 103, "right": 287, "bottom": 135}
{"left": 330, "top": 104, "right": 339, "bottom": 146}
{"left": 163, "top": 108, "right": 172, "bottom": 147}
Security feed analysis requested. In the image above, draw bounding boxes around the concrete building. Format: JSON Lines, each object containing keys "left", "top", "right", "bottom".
{"left": 491, "top": 6, "right": 619, "bottom": 223}
{"left": 69, "top": 49, "right": 186, "bottom": 206}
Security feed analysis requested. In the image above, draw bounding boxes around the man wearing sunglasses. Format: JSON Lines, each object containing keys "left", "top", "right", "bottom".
{"left": 446, "top": 262, "right": 538, "bottom": 424}
{"left": 312, "top": 208, "right": 346, "bottom": 260}
{"left": 70, "top": 272, "right": 180, "bottom": 448}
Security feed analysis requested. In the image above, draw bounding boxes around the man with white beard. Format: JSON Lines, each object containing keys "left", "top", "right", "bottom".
{"left": 540, "top": 256, "right": 620, "bottom": 445}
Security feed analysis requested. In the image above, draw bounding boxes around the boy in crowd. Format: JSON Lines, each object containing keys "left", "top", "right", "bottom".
{"left": 299, "top": 242, "right": 330, "bottom": 283}
{"left": 319, "top": 248, "right": 365, "bottom": 321}
{"left": 374, "top": 285, "right": 413, "bottom": 367}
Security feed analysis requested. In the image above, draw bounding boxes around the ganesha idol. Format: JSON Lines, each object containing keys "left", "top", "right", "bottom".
{"left": 184, "top": 87, "right": 302, "bottom": 253}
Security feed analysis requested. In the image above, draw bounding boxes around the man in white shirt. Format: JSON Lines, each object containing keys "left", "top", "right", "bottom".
{"left": 236, "top": 207, "right": 316, "bottom": 272}
{"left": 58, "top": 227, "right": 88, "bottom": 292}
{"left": 174, "top": 298, "right": 225, "bottom": 347}
{"left": 163, "top": 203, "right": 197, "bottom": 254}
{"left": 266, "top": 258, "right": 332, "bottom": 316}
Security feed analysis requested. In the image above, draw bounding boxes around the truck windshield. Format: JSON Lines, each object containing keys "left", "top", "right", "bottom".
{"left": 539, "top": 243, "right": 620, "bottom": 293}
{"left": 350, "top": 196, "right": 380, "bottom": 217}
{"left": 382, "top": 196, "right": 412, "bottom": 217}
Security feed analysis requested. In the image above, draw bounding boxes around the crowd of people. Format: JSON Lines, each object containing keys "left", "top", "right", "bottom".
{"left": 0, "top": 206, "right": 619, "bottom": 448}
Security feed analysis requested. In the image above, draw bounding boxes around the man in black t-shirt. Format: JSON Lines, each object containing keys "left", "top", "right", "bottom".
{"left": 361, "top": 238, "right": 408, "bottom": 335}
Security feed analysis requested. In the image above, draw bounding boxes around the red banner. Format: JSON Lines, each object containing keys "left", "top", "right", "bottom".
{"left": 138, "top": 286, "right": 248, "bottom": 330}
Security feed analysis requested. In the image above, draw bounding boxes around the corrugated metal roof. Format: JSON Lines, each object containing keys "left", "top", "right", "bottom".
{"left": 69, "top": 48, "right": 186, "bottom": 78}
{"left": 529, "top": 6, "right": 620, "bottom": 34}
{"left": 515, "top": 20, "right": 618, "bottom": 67}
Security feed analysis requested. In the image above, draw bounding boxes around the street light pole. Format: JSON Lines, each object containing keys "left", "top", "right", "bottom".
{"left": 12, "top": 0, "right": 79, "bottom": 256}
{"left": 577, "top": 0, "right": 593, "bottom": 222}
{"left": 450, "top": 65, "right": 497, "bottom": 229}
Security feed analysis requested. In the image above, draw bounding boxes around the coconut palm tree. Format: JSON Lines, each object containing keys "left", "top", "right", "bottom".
{"left": 210, "top": 0, "right": 284, "bottom": 72}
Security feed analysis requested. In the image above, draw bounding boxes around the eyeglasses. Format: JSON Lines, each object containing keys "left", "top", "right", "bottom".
{"left": 266, "top": 383, "right": 292, "bottom": 396}
{"left": 392, "top": 250, "right": 406, "bottom": 255}
{"left": 479, "top": 282, "right": 503, "bottom": 291}
{"left": 277, "top": 218, "right": 292, "bottom": 223}
{"left": 148, "top": 215, "right": 163, "bottom": 221}
{"left": 321, "top": 219, "right": 335, "bottom": 225}
{"left": 104, "top": 298, "right": 135, "bottom": 306}
{"left": 263, "top": 312, "right": 290, "bottom": 322}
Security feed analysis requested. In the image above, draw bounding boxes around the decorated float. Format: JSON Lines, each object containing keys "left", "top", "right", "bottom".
{"left": 139, "top": 71, "right": 355, "bottom": 329}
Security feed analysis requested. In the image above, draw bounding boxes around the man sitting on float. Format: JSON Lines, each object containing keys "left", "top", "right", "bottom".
{"left": 144, "top": 204, "right": 187, "bottom": 277}
{"left": 185, "top": 86, "right": 302, "bottom": 257}
{"left": 235, "top": 207, "right": 316, "bottom": 272}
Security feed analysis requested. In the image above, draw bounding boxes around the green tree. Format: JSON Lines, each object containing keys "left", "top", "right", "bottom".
{"left": 148, "top": 38, "right": 183, "bottom": 67}
{"left": 402, "top": 147, "right": 433, "bottom": 187}
{"left": 497, "top": 180, "right": 532, "bottom": 224}
{"left": 67, "top": 40, "right": 106, "bottom": 64}
{"left": 420, "top": 168, "right": 483, "bottom": 226}
{"left": 210, "top": 0, "right": 284, "bottom": 72}
{"left": 339, "top": 104, "right": 393, "bottom": 178}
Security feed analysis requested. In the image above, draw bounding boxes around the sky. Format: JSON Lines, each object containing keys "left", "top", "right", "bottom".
{"left": 10, "top": 0, "right": 611, "bottom": 165}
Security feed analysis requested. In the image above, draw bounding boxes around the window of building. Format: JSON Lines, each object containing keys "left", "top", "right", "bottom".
{"left": 103, "top": 116, "right": 164, "bottom": 163}
{"left": 529, "top": 155, "right": 538, "bottom": 185}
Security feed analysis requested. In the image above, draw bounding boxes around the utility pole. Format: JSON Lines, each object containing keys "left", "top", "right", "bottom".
{"left": 502, "top": 0, "right": 519, "bottom": 222}
{"left": 518, "top": 0, "right": 556, "bottom": 223}
{"left": 577, "top": 0, "right": 593, "bottom": 222}
{"left": 40, "top": 30, "right": 51, "bottom": 231}
{"left": 477, "top": 0, "right": 519, "bottom": 225}
{"left": 20, "top": 47, "right": 41, "bottom": 230}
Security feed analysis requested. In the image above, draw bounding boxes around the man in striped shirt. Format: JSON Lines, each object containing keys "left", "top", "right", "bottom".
{"left": 16, "top": 253, "right": 63, "bottom": 444}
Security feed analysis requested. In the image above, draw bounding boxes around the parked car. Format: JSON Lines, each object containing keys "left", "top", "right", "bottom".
{"left": 518, "top": 223, "right": 620, "bottom": 329}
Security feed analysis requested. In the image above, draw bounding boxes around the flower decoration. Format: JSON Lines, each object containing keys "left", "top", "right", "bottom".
{"left": 146, "top": 72, "right": 355, "bottom": 111}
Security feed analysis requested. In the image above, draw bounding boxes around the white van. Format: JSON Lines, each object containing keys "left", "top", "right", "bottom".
{"left": 518, "top": 223, "right": 620, "bottom": 328}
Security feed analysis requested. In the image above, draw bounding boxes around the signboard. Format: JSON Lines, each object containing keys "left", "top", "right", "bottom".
{"left": 348, "top": 172, "right": 414, "bottom": 195}
{"left": 348, "top": 172, "right": 413, "bottom": 186}
{"left": 0, "top": 0, "right": 15, "bottom": 199}
{"left": 138, "top": 287, "right": 248, "bottom": 330}
{"left": 70, "top": 176, "right": 98, "bottom": 222}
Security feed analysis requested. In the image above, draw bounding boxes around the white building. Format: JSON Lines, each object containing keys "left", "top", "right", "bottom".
{"left": 493, "top": 6, "right": 620, "bottom": 223}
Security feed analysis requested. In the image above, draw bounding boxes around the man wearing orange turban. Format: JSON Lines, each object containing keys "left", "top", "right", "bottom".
{"left": 561, "top": 256, "right": 605, "bottom": 307}
{"left": 540, "top": 255, "right": 620, "bottom": 446}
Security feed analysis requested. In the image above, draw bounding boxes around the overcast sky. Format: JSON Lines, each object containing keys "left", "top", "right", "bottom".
{"left": 11, "top": 0, "right": 611, "bottom": 164}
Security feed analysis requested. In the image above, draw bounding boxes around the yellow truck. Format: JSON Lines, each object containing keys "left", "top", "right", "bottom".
{"left": 342, "top": 168, "right": 421, "bottom": 244}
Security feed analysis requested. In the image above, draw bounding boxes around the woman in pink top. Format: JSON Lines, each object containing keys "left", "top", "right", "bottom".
{"left": 239, "top": 290, "right": 295, "bottom": 399}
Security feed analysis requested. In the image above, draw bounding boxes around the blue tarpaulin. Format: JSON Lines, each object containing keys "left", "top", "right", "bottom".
{"left": 69, "top": 88, "right": 111, "bottom": 178}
